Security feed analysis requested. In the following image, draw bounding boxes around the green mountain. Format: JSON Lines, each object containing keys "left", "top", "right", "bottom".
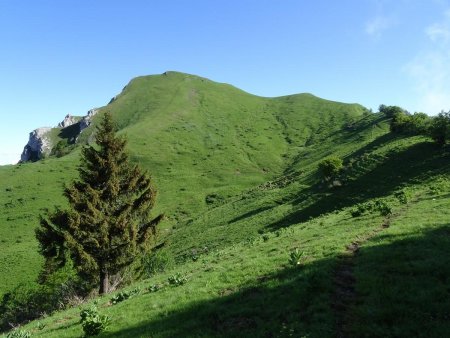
{"left": 1, "top": 71, "right": 449, "bottom": 337}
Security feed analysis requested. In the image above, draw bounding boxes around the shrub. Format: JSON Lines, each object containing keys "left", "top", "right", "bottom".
{"left": 80, "top": 305, "right": 110, "bottom": 337}
{"left": 394, "top": 190, "right": 409, "bottom": 204}
{"left": 110, "top": 287, "right": 141, "bottom": 305}
{"left": 318, "top": 156, "right": 343, "bottom": 181}
{"left": 50, "top": 139, "right": 75, "bottom": 158}
{"left": 374, "top": 200, "right": 392, "bottom": 216}
{"left": 0, "top": 273, "right": 85, "bottom": 332}
{"left": 148, "top": 284, "right": 163, "bottom": 293}
{"left": 379, "top": 104, "right": 407, "bottom": 118}
{"left": 390, "top": 111, "right": 431, "bottom": 135}
{"left": 205, "top": 193, "right": 224, "bottom": 206}
{"left": 428, "top": 177, "right": 450, "bottom": 194}
{"left": 288, "top": 248, "right": 304, "bottom": 267}
{"left": 80, "top": 305, "right": 99, "bottom": 323}
{"left": 429, "top": 111, "right": 450, "bottom": 146}
{"left": 168, "top": 273, "right": 188, "bottom": 286}
{"left": 351, "top": 199, "right": 392, "bottom": 217}
{"left": 350, "top": 203, "right": 370, "bottom": 217}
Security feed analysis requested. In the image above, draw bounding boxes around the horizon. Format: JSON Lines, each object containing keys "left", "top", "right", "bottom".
{"left": 1, "top": 0, "right": 450, "bottom": 165}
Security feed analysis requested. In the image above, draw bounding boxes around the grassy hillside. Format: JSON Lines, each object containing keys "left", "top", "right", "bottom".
{"left": 0, "top": 154, "right": 78, "bottom": 294}
{"left": 16, "top": 165, "right": 450, "bottom": 338}
{"left": 2, "top": 71, "right": 450, "bottom": 337}
{"left": 0, "top": 72, "right": 367, "bottom": 296}
{"left": 102, "top": 72, "right": 367, "bottom": 220}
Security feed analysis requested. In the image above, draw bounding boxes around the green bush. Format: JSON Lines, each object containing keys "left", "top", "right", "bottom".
{"left": 288, "top": 248, "right": 304, "bottom": 267}
{"left": 0, "top": 266, "right": 89, "bottom": 331}
{"left": 429, "top": 112, "right": 450, "bottom": 146}
{"left": 374, "top": 200, "right": 392, "bottom": 216}
{"left": 390, "top": 111, "right": 431, "bottom": 135}
{"left": 80, "top": 305, "right": 98, "bottom": 323}
{"left": 351, "top": 199, "right": 392, "bottom": 217}
{"left": 168, "top": 273, "right": 188, "bottom": 286}
{"left": 148, "top": 284, "right": 163, "bottom": 293}
{"left": 379, "top": 104, "right": 406, "bottom": 118}
{"left": 0, "top": 282, "right": 66, "bottom": 330}
{"left": 205, "top": 193, "right": 224, "bottom": 206}
{"left": 350, "top": 202, "right": 369, "bottom": 217}
{"left": 394, "top": 190, "right": 410, "bottom": 204}
{"left": 36, "top": 321, "right": 46, "bottom": 330}
{"left": 80, "top": 305, "right": 110, "bottom": 337}
{"left": 50, "top": 139, "right": 75, "bottom": 158}
{"left": 110, "top": 287, "right": 141, "bottom": 305}
{"left": 318, "top": 156, "right": 343, "bottom": 181}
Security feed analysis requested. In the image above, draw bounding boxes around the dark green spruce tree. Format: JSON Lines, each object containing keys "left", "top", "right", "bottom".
{"left": 36, "top": 112, "right": 163, "bottom": 294}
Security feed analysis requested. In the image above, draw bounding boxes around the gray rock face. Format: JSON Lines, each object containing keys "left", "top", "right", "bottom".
{"left": 20, "top": 127, "right": 52, "bottom": 162}
{"left": 20, "top": 108, "right": 100, "bottom": 162}
{"left": 79, "top": 109, "right": 98, "bottom": 132}
{"left": 58, "top": 114, "right": 77, "bottom": 128}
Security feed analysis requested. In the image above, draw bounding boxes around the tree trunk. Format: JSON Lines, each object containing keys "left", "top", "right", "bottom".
{"left": 99, "top": 269, "right": 109, "bottom": 294}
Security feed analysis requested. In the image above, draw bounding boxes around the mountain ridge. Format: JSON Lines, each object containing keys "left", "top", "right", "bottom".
{"left": 18, "top": 71, "right": 366, "bottom": 164}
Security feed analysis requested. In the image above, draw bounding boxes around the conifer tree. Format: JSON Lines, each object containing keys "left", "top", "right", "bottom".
{"left": 36, "top": 112, "right": 163, "bottom": 294}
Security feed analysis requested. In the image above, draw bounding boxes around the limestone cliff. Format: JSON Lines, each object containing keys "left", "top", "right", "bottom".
{"left": 20, "top": 109, "right": 99, "bottom": 162}
{"left": 20, "top": 127, "right": 52, "bottom": 162}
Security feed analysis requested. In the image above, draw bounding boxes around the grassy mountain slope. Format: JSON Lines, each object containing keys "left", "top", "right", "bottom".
{"left": 0, "top": 154, "right": 78, "bottom": 293}
{"left": 2, "top": 71, "right": 450, "bottom": 337}
{"left": 102, "top": 72, "right": 367, "bottom": 220}
{"left": 18, "top": 163, "right": 450, "bottom": 338}
{"left": 0, "top": 72, "right": 367, "bottom": 295}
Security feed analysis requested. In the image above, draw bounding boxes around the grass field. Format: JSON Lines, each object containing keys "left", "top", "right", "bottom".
{"left": 15, "top": 174, "right": 450, "bottom": 338}
{"left": 1, "top": 72, "right": 450, "bottom": 337}
{"left": 0, "top": 72, "right": 368, "bottom": 295}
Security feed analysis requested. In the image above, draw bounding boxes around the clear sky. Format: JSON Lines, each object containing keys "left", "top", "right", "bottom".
{"left": 1, "top": 0, "right": 450, "bottom": 165}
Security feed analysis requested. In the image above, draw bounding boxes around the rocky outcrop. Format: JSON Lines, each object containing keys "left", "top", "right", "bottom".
{"left": 20, "top": 127, "right": 52, "bottom": 162}
{"left": 79, "top": 109, "right": 98, "bottom": 132}
{"left": 58, "top": 114, "right": 78, "bottom": 128}
{"left": 20, "top": 108, "right": 100, "bottom": 162}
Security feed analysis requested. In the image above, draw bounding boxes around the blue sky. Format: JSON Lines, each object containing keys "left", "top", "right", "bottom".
{"left": 1, "top": 0, "right": 450, "bottom": 164}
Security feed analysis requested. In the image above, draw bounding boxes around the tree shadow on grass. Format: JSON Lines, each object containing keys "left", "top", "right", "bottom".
{"left": 228, "top": 205, "right": 275, "bottom": 224}
{"left": 343, "top": 132, "right": 397, "bottom": 161}
{"left": 349, "top": 225, "right": 450, "bottom": 338}
{"left": 102, "top": 259, "right": 338, "bottom": 338}
{"left": 100, "top": 225, "right": 450, "bottom": 338}
{"left": 268, "top": 141, "right": 449, "bottom": 229}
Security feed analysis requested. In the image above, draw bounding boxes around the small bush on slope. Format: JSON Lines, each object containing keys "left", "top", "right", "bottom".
{"left": 79, "top": 304, "right": 110, "bottom": 337}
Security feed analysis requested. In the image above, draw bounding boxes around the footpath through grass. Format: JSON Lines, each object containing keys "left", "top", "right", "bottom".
{"left": 22, "top": 198, "right": 387, "bottom": 337}
{"left": 18, "top": 174, "right": 450, "bottom": 338}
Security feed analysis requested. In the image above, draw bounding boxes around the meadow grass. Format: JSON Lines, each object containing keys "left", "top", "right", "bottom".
{"left": 1, "top": 72, "right": 450, "bottom": 337}
{"left": 0, "top": 72, "right": 368, "bottom": 296}
{"left": 0, "top": 155, "right": 77, "bottom": 294}
{"left": 21, "top": 200, "right": 387, "bottom": 337}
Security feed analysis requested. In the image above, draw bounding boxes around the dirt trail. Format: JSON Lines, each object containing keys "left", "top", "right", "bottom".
{"left": 331, "top": 199, "right": 416, "bottom": 338}
{"left": 332, "top": 219, "right": 392, "bottom": 337}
